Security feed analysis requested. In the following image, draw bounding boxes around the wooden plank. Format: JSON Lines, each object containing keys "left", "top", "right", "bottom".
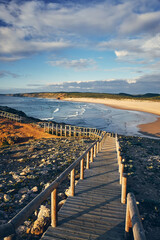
{"left": 42, "top": 137, "right": 126, "bottom": 240}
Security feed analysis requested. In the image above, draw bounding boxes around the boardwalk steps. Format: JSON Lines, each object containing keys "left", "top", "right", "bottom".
{"left": 42, "top": 137, "right": 126, "bottom": 240}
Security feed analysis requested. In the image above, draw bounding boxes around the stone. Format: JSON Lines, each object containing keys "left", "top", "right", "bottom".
{"left": 18, "top": 187, "right": 29, "bottom": 194}
{"left": 19, "top": 194, "right": 28, "bottom": 204}
{"left": 30, "top": 205, "right": 50, "bottom": 235}
{"left": 31, "top": 186, "right": 38, "bottom": 193}
{"left": 16, "top": 225, "right": 27, "bottom": 235}
{"left": 3, "top": 194, "right": 11, "bottom": 202}
{"left": 58, "top": 199, "right": 66, "bottom": 210}
{"left": 58, "top": 192, "right": 66, "bottom": 199}
{"left": 65, "top": 187, "right": 71, "bottom": 197}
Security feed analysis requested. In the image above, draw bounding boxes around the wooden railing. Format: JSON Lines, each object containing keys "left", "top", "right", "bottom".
{"left": 125, "top": 193, "right": 146, "bottom": 240}
{"left": 39, "top": 121, "right": 103, "bottom": 138}
{"left": 115, "top": 134, "right": 127, "bottom": 204}
{"left": 0, "top": 111, "right": 22, "bottom": 122}
{"left": 115, "top": 135, "right": 146, "bottom": 240}
{"left": 0, "top": 132, "right": 107, "bottom": 239}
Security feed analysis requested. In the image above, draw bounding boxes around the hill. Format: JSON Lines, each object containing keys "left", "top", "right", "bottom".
{"left": 7, "top": 92, "right": 160, "bottom": 101}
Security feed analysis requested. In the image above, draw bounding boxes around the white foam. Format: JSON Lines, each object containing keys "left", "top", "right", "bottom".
{"left": 54, "top": 108, "right": 59, "bottom": 113}
{"left": 41, "top": 117, "right": 54, "bottom": 120}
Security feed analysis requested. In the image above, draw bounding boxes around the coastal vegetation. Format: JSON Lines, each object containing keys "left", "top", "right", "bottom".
{"left": 7, "top": 92, "right": 160, "bottom": 101}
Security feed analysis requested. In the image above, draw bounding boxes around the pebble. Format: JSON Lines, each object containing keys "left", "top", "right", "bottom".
{"left": 0, "top": 136, "right": 94, "bottom": 239}
{"left": 3, "top": 194, "right": 11, "bottom": 202}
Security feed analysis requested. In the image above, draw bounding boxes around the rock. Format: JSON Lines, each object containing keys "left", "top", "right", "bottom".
{"left": 20, "top": 171, "right": 27, "bottom": 176}
{"left": 16, "top": 225, "right": 27, "bottom": 235}
{"left": 44, "top": 183, "right": 50, "bottom": 189}
{"left": 3, "top": 194, "right": 11, "bottom": 202}
{"left": 65, "top": 187, "right": 71, "bottom": 197}
{"left": 12, "top": 173, "right": 21, "bottom": 182}
{"left": 58, "top": 199, "right": 66, "bottom": 210}
{"left": 17, "top": 158, "right": 24, "bottom": 162}
{"left": 19, "top": 194, "right": 28, "bottom": 204}
{"left": 58, "top": 192, "right": 66, "bottom": 199}
{"left": 18, "top": 187, "right": 29, "bottom": 194}
{"left": 30, "top": 205, "right": 50, "bottom": 235}
{"left": 31, "top": 186, "right": 38, "bottom": 193}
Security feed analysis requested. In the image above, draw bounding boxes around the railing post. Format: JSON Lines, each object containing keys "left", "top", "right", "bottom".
{"left": 90, "top": 148, "right": 93, "bottom": 162}
{"left": 119, "top": 155, "right": 122, "bottom": 173}
{"left": 94, "top": 144, "right": 96, "bottom": 158}
{"left": 80, "top": 158, "right": 84, "bottom": 180}
{"left": 125, "top": 196, "right": 132, "bottom": 238}
{"left": 69, "top": 126, "right": 72, "bottom": 137}
{"left": 70, "top": 169, "right": 75, "bottom": 196}
{"left": 86, "top": 152, "right": 90, "bottom": 169}
{"left": 56, "top": 124, "right": 58, "bottom": 135}
{"left": 60, "top": 125, "right": 63, "bottom": 136}
{"left": 126, "top": 193, "right": 146, "bottom": 240}
{"left": 51, "top": 188, "right": 57, "bottom": 227}
{"left": 121, "top": 173, "right": 127, "bottom": 204}
{"left": 74, "top": 127, "right": 76, "bottom": 137}
{"left": 65, "top": 125, "right": 67, "bottom": 137}
{"left": 52, "top": 124, "right": 54, "bottom": 135}
{"left": 97, "top": 142, "right": 99, "bottom": 153}
{"left": 120, "top": 162, "right": 124, "bottom": 184}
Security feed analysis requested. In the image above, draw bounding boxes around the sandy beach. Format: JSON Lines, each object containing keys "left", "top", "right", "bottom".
{"left": 65, "top": 97, "right": 160, "bottom": 138}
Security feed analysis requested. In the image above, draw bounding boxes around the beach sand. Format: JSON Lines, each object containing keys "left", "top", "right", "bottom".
{"left": 65, "top": 97, "right": 160, "bottom": 138}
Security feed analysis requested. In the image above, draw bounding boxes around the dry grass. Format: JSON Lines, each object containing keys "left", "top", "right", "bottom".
{"left": 0, "top": 118, "right": 58, "bottom": 146}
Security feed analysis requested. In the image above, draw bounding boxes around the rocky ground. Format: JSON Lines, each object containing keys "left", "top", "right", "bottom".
{"left": 119, "top": 135, "right": 160, "bottom": 240}
{"left": 0, "top": 136, "right": 94, "bottom": 239}
{"left": 0, "top": 106, "right": 159, "bottom": 239}
{"left": 0, "top": 107, "right": 96, "bottom": 239}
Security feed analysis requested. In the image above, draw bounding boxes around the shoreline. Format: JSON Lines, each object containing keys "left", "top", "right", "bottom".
{"left": 65, "top": 97, "right": 160, "bottom": 138}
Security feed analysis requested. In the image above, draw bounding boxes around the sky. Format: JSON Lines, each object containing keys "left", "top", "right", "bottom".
{"left": 0, "top": 0, "right": 160, "bottom": 94}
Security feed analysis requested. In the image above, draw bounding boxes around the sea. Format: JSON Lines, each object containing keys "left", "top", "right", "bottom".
{"left": 0, "top": 95, "right": 158, "bottom": 138}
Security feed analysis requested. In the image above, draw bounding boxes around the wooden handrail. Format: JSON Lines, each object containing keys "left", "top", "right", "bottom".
{"left": 42, "top": 121, "right": 104, "bottom": 138}
{"left": 0, "top": 110, "right": 22, "bottom": 122}
{"left": 0, "top": 133, "right": 107, "bottom": 239}
{"left": 125, "top": 193, "right": 146, "bottom": 240}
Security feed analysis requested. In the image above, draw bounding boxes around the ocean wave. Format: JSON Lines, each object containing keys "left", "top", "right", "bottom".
{"left": 79, "top": 107, "right": 86, "bottom": 116}
{"left": 41, "top": 117, "right": 54, "bottom": 120}
{"left": 67, "top": 111, "right": 79, "bottom": 118}
{"left": 54, "top": 108, "right": 59, "bottom": 113}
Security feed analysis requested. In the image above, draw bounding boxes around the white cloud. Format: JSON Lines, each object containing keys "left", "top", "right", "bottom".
{"left": 48, "top": 58, "right": 96, "bottom": 70}
{"left": 0, "top": 0, "right": 160, "bottom": 61}
{"left": 99, "top": 33, "right": 160, "bottom": 64}
{"left": 36, "top": 74, "right": 160, "bottom": 94}
{"left": 115, "top": 50, "right": 129, "bottom": 57}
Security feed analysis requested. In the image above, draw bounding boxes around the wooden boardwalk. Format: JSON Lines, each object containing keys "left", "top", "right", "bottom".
{"left": 42, "top": 136, "right": 126, "bottom": 240}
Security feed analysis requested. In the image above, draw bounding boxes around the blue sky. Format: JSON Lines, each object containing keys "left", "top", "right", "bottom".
{"left": 0, "top": 0, "right": 160, "bottom": 94}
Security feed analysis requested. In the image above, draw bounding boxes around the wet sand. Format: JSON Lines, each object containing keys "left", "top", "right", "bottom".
{"left": 138, "top": 117, "right": 160, "bottom": 138}
{"left": 65, "top": 97, "right": 160, "bottom": 138}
